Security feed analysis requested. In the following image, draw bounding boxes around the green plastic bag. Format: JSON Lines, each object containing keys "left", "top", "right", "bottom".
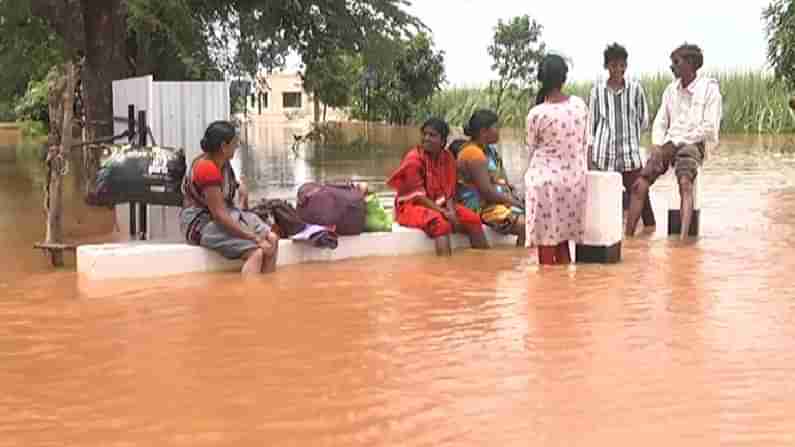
{"left": 364, "top": 193, "right": 393, "bottom": 232}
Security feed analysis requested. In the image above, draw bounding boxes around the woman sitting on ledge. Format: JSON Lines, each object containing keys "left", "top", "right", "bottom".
{"left": 180, "top": 121, "right": 280, "bottom": 274}
{"left": 387, "top": 118, "right": 488, "bottom": 256}
{"left": 455, "top": 109, "right": 526, "bottom": 246}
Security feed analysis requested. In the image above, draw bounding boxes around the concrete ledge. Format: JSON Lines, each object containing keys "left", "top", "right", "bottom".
{"left": 77, "top": 224, "right": 518, "bottom": 280}
{"left": 78, "top": 169, "right": 625, "bottom": 280}
{"left": 77, "top": 241, "right": 242, "bottom": 280}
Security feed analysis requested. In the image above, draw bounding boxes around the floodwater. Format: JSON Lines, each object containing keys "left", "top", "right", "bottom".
{"left": 2, "top": 123, "right": 795, "bottom": 446}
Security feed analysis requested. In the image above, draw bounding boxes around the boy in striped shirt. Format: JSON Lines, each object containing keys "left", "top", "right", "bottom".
{"left": 587, "top": 43, "right": 656, "bottom": 234}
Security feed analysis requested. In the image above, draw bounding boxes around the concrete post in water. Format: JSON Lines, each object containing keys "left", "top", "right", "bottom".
{"left": 576, "top": 171, "right": 623, "bottom": 263}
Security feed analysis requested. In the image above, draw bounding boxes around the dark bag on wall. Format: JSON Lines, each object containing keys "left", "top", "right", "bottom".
{"left": 88, "top": 144, "right": 186, "bottom": 206}
{"left": 296, "top": 182, "right": 366, "bottom": 236}
{"left": 250, "top": 199, "right": 307, "bottom": 238}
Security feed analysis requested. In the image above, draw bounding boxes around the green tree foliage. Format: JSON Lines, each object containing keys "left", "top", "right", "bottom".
{"left": 487, "top": 15, "right": 545, "bottom": 116}
{"left": 14, "top": 75, "right": 51, "bottom": 123}
{"left": 352, "top": 32, "right": 446, "bottom": 125}
{"left": 3, "top": 0, "right": 423, "bottom": 131}
{"left": 127, "top": 0, "right": 221, "bottom": 81}
{"left": 0, "top": 0, "right": 63, "bottom": 121}
{"left": 193, "top": 0, "right": 423, "bottom": 77}
{"left": 222, "top": 1, "right": 426, "bottom": 122}
{"left": 397, "top": 32, "right": 446, "bottom": 107}
{"left": 763, "top": 0, "right": 795, "bottom": 89}
{"left": 302, "top": 51, "right": 362, "bottom": 120}
{"left": 1, "top": 0, "right": 217, "bottom": 126}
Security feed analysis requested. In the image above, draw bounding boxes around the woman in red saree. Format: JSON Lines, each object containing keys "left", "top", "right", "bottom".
{"left": 387, "top": 118, "right": 488, "bottom": 256}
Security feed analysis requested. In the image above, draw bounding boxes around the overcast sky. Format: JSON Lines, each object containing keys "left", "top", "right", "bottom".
{"left": 404, "top": 0, "right": 773, "bottom": 87}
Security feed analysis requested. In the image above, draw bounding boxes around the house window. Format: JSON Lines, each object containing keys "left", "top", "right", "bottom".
{"left": 258, "top": 92, "right": 268, "bottom": 114}
{"left": 282, "top": 92, "right": 302, "bottom": 109}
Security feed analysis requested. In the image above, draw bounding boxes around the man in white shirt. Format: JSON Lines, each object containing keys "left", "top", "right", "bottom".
{"left": 627, "top": 43, "right": 722, "bottom": 240}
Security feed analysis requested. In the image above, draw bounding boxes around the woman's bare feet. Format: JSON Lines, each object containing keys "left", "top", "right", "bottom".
{"left": 259, "top": 232, "right": 280, "bottom": 273}
{"left": 434, "top": 235, "right": 452, "bottom": 256}
{"left": 242, "top": 248, "right": 265, "bottom": 274}
{"left": 261, "top": 243, "right": 278, "bottom": 273}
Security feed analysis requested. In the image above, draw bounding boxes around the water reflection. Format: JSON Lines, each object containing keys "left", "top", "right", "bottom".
{"left": 244, "top": 121, "right": 413, "bottom": 201}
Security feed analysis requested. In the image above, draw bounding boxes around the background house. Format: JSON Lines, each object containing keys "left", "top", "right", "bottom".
{"left": 245, "top": 72, "right": 346, "bottom": 123}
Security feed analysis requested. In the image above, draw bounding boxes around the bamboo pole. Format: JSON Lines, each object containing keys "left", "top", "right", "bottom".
{"left": 43, "top": 61, "right": 78, "bottom": 267}
{"left": 44, "top": 147, "right": 65, "bottom": 266}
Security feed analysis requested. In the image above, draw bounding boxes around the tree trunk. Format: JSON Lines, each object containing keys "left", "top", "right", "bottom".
{"left": 81, "top": 0, "right": 128, "bottom": 142}
{"left": 32, "top": 0, "right": 130, "bottom": 196}
{"left": 32, "top": 0, "right": 129, "bottom": 267}
{"left": 31, "top": 0, "right": 131, "bottom": 267}
{"left": 46, "top": 66, "right": 66, "bottom": 149}
{"left": 61, "top": 62, "right": 78, "bottom": 169}
{"left": 314, "top": 96, "right": 321, "bottom": 124}
{"left": 80, "top": 0, "right": 130, "bottom": 195}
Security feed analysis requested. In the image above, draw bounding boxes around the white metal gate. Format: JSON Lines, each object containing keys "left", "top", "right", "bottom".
{"left": 111, "top": 75, "right": 232, "bottom": 240}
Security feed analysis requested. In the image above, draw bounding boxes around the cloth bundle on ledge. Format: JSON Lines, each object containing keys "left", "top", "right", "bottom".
{"left": 250, "top": 199, "right": 338, "bottom": 250}
{"left": 290, "top": 224, "right": 339, "bottom": 249}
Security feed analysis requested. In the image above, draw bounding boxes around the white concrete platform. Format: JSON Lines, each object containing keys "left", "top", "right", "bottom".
{"left": 77, "top": 224, "right": 518, "bottom": 280}
{"left": 575, "top": 171, "right": 623, "bottom": 263}
{"left": 78, "top": 169, "right": 628, "bottom": 280}
{"left": 580, "top": 171, "right": 622, "bottom": 248}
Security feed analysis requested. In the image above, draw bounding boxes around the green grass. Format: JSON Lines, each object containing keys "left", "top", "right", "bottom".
{"left": 415, "top": 70, "right": 795, "bottom": 134}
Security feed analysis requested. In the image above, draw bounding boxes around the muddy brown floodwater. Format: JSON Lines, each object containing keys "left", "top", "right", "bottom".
{"left": 1, "top": 126, "right": 795, "bottom": 446}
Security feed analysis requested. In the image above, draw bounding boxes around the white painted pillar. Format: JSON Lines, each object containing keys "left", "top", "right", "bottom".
{"left": 575, "top": 171, "right": 623, "bottom": 263}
